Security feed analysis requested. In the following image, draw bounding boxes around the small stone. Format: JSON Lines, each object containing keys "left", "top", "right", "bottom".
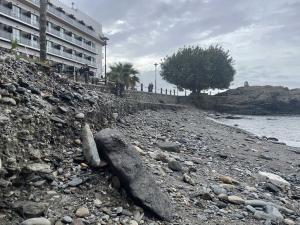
{"left": 28, "top": 148, "right": 41, "bottom": 160}
{"left": 257, "top": 171, "right": 290, "bottom": 190}
{"left": 112, "top": 113, "right": 119, "bottom": 120}
{"left": 20, "top": 218, "right": 51, "bottom": 225}
{"left": 74, "top": 139, "right": 81, "bottom": 145}
{"left": 133, "top": 146, "right": 146, "bottom": 155}
{"left": 155, "top": 153, "right": 169, "bottom": 162}
{"left": 75, "top": 113, "right": 85, "bottom": 119}
{"left": 59, "top": 106, "right": 68, "bottom": 113}
{"left": 245, "top": 186, "right": 257, "bottom": 192}
{"left": 51, "top": 116, "right": 66, "bottom": 124}
{"left": 219, "top": 176, "right": 239, "bottom": 185}
{"left": 218, "top": 193, "right": 228, "bottom": 201}
{"left": 211, "top": 185, "right": 227, "bottom": 195}
{"left": 265, "top": 183, "right": 281, "bottom": 193}
{"left": 112, "top": 176, "right": 121, "bottom": 189}
{"left": 129, "top": 220, "right": 139, "bottom": 225}
{"left": 75, "top": 207, "right": 89, "bottom": 218}
{"left": 68, "top": 177, "right": 83, "bottom": 187}
{"left": 25, "top": 163, "right": 52, "bottom": 173}
{"left": 184, "top": 161, "right": 194, "bottom": 166}
{"left": 94, "top": 199, "right": 102, "bottom": 208}
{"left": 265, "top": 205, "right": 284, "bottom": 221}
{"left": 115, "top": 206, "right": 123, "bottom": 215}
{"left": 227, "top": 195, "right": 245, "bottom": 204}
{"left": 157, "top": 142, "right": 180, "bottom": 152}
{"left": 71, "top": 218, "right": 84, "bottom": 225}
{"left": 19, "top": 201, "right": 48, "bottom": 217}
{"left": 62, "top": 216, "right": 73, "bottom": 223}
{"left": 284, "top": 219, "right": 296, "bottom": 225}
{"left": 0, "top": 115, "right": 10, "bottom": 124}
{"left": 168, "top": 160, "right": 182, "bottom": 172}
{"left": 0, "top": 97, "right": 16, "bottom": 105}
{"left": 183, "top": 173, "right": 195, "bottom": 185}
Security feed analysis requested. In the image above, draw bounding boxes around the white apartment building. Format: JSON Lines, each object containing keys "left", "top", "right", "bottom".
{"left": 0, "top": 0, "right": 106, "bottom": 77}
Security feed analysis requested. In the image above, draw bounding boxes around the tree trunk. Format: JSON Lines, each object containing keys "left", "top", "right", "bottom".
{"left": 39, "top": 0, "right": 47, "bottom": 62}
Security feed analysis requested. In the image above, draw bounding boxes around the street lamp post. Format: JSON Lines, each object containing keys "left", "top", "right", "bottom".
{"left": 102, "top": 37, "right": 109, "bottom": 85}
{"left": 154, "top": 63, "right": 158, "bottom": 93}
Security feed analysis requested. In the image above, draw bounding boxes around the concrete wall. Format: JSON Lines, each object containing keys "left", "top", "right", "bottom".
{"left": 80, "top": 84, "right": 182, "bottom": 105}
{"left": 124, "top": 90, "right": 179, "bottom": 105}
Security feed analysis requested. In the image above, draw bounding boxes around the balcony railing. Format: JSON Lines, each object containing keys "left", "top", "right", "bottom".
{"left": 63, "top": 33, "right": 73, "bottom": 42}
{"left": 47, "top": 27, "right": 61, "bottom": 37}
{"left": 26, "top": 0, "right": 104, "bottom": 40}
{"left": 47, "top": 47, "right": 95, "bottom": 66}
{"left": 0, "top": 4, "right": 38, "bottom": 28}
{"left": 48, "top": 47, "right": 61, "bottom": 55}
{"left": 29, "top": 0, "right": 40, "bottom": 5}
{"left": 19, "top": 37, "right": 31, "bottom": 46}
{"left": 0, "top": 30, "right": 12, "bottom": 40}
{"left": 74, "top": 39, "right": 82, "bottom": 46}
{"left": 0, "top": 4, "right": 97, "bottom": 53}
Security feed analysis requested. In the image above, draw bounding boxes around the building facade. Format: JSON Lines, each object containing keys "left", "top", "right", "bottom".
{"left": 0, "top": 0, "right": 106, "bottom": 77}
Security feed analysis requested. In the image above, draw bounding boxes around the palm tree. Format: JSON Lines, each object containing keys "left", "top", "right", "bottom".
{"left": 39, "top": 0, "right": 47, "bottom": 62}
{"left": 107, "top": 62, "right": 140, "bottom": 90}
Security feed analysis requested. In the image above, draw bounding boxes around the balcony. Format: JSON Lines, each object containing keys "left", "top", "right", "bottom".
{"left": 0, "top": 29, "right": 12, "bottom": 40}
{"left": 63, "top": 33, "right": 73, "bottom": 42}
{"left": 48, "top": 47, "right": 61, "bottom": 55}
{"left": 29, "top": 0, "right": 40, "bottom": 6}
{"left": 74, "top": 38, "right": 82, "bottom": 46}
{"left": 47, "top": 27, "right": 61, "bottom": 37}
{"left": 0, "top": 3, "right": 98, "bottom": 52}
{"left": 0, "top": 4, "right": 38, "bottom": 28}
{"left": 19, "top": 36, "right": 31, "bottom": 46}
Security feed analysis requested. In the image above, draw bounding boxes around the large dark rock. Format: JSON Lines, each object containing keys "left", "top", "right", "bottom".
{"left": 188, "top": 86, "right": 300, "bottom": 115}
{"left": 95, "top": 128, "right": 173, "bottom": 221}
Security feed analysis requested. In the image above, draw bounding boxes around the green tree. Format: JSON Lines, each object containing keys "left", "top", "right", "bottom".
{"left": 11, "top": 40, "right": 18, "bottom": 50}
{"left": 107, "top": 62, "right": 140, "bottom": 90}
{"left": 161, "top": 45, "right": 235, "bottom": 94}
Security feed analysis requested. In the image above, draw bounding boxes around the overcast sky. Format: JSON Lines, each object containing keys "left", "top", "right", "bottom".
{"left": 61, "top": 0, "right": 300, "bottom": 91}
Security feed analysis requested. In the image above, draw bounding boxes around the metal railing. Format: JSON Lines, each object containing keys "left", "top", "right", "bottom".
{"left": 74, "top": 38, "right": 83, "bottom": 46}
{"left": 48, "top": 47, "right": 61, "bottom": 55}
{"left": 63, "top": 33, "right": 73, "bottom": 42}
{"left": 48, "top": 27, "right": 61, "bottom": 37}
{"left": 29, "top": 0, "right": 40, "bottom": 5}
{"left": 19, "top": 37, "right": 31, "bottom": 46}
{"left": 0, "top": 4, "right": 37, "bottom": 27}
{"left": 0, "top": 30, "right": 12, "bottom": 40}
{"left": 47, "top": 47, "right": 96, "bottom": 67}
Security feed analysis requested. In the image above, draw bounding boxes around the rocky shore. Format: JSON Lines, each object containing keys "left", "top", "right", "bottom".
{"left": 187, "top": 86, "right": 300, "bottom": 115}
{"left": 0, "top": 51, "right": 300, "bottom": 225}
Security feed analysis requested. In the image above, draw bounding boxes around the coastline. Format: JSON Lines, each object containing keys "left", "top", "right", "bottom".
{"left": 208, "top": 114, "right": 300, "bottom": 148}
{"left": 116, "top": 108, "right": 300, "bottom": 224}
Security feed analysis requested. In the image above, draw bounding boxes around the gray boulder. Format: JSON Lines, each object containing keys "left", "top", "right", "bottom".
{"left": 95, "top": 128, "right": 173, "bottom": 221}
{"left": 82, "top": 124, "right": 101, "bottom": 167}
{"left": 157, "top": 142, "right": 180, "bottom": 152}
{"left": 20, "top": 218, "right": 51, "bottom": 225}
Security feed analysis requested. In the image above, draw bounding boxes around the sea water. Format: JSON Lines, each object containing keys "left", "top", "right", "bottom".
{"left": 218, "top": 115, "right": 300, "bottom": 148}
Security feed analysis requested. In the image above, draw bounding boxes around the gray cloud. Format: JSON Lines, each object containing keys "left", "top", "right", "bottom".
{"left": 61, "top": 0, "right": 300, "bottom": 90}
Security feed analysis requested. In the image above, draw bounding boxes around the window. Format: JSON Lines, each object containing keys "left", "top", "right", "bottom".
{"left": 12, "top": 28, "right": 20, "bottom": 41}
{"left": 31, "top": 14, "right": 38, "bottom": 26}
{"left": 12, "top": 5, "right": 21, "bottom": 19}
{"left": 32, "top": 35, "right": 38, "bottom": 47}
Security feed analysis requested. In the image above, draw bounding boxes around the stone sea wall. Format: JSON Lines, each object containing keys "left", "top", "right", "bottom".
{"left": 124, "top": 90, "right": 179, "bottom": 105}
